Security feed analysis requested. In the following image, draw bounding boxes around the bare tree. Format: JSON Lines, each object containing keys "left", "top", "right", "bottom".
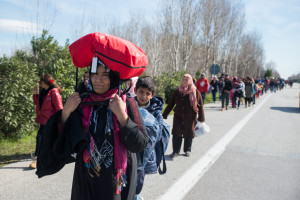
{"left": 13, "top": 0, "right": 57, "bottom": 54}
{"left": 140, "top": 25, "right": 164, "bottom": 76}
{"left": 158, "top": 0, "right": 201, "bottom": 72}
{"left": 236, "top": 31, "right": 264, "bottom": 78}
{"left": 70, "top": 10, "right": 88, "bottom": 41}
{"left": 198, "top": 0, "right": 242, "bottom": 75}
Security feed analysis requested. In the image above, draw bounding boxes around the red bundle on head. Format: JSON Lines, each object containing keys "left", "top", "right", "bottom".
{"left": 69, "top": 33, "right": 148, "bottom": 80}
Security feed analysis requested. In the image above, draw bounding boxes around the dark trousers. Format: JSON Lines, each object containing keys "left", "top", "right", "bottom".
{"left": 221, "top": 92, "right": 230, "bottom": 108}
{"left": 172, "top": 134, "right": 193, "bottom": 153}
{"left": 212, "top": 91, "right": 217, "bottom": 103}
{"left": 34, "top": 124, "right": 45, "bottom": 157}
{"left": 234, "top": 91, "right": 242, "bottom": 107}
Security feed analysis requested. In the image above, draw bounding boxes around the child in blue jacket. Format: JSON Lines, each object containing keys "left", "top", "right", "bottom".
{"left": 134, "top": 76, "right": 165, "bottom": 200}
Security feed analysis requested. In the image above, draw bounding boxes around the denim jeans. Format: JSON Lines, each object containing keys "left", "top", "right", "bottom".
{"left": 201, "top": 93, "right": 206, "bottom": 103}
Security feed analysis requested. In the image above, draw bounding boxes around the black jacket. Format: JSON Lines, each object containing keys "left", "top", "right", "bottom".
{"left": 209, "top": 80, "right": 219, "bottom": 93}
{"left": 222, "top": 79, "right": 233, "bottom": 93}
{"left": 36, "top": 97, "right": 148, "bottom": 200}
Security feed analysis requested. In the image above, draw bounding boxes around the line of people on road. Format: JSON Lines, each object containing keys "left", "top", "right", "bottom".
{"left": 193, "top": 74, "right": 288, "bottom": 111}
{"left": 28, "top": 31, "right": 290, "bottom": 200}
{"left": 30, "top": 68, "right": 289, "bottom": 200}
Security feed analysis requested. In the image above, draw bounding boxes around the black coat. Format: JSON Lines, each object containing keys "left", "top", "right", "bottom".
{"left": 210, "top": 80, "right": 219, "bottom": 93}
{"left": 36, "top": 97, "right": 148, "bottom": 200}
{"left": 222, "top": 79, "right": 233, "bottom": 94}
{"left": 77, "top": 80, "right": 89, "bottom": 95}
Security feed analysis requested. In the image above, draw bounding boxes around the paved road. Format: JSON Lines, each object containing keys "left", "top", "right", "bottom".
{"left": 1, "top": 84, "right": 299, "bottom": 200}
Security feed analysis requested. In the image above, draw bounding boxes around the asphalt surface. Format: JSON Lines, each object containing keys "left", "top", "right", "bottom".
{"left": 1, "top": 84, "right": 299, "bottom": 200}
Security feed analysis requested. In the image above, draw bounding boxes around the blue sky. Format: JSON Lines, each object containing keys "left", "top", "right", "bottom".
{"left": 0, "top": 0, "right": 299, "bottom": 79}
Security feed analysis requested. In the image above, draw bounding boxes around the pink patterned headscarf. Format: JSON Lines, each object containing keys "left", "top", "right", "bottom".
{"left": 178, "top": 74, "right": 198, "bottom": 113}
{"left": 80, "top": 89, "right": 127, "bottom": 194}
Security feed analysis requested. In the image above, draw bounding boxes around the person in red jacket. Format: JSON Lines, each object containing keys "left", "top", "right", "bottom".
{"left": 196, "top": 73, "right": 210, "bottom": 103}
{"left": 29, "top": 74, "right": 63, "bottom": 169}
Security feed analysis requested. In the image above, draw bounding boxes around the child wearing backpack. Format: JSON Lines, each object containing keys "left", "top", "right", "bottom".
{"left": 133, "top": 76, "right": 170, "bottom": 200}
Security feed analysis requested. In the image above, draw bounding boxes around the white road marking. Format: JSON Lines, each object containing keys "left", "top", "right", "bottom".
{"left": 157, "top": 94, "right": 271, "bottom": 200}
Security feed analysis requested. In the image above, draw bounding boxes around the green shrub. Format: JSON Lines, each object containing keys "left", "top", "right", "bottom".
{"left": 195, "top": 70, "right": 200, "bottom": 80}
{"left": 0, "top": 31, "right": 77, "bottom": 139}
{"left": 155, "top": 70, "right": 186, "bottom": 103}
{"left": 30, "top": 31, "right": 76, "bottom": 103}
{"left": 0, "top": 52, "right": 37, "bottom": 138}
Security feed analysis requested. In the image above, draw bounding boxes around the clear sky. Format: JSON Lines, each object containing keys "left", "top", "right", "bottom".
{"left": 1, "top": 0, "right": 299, "bottom": 79}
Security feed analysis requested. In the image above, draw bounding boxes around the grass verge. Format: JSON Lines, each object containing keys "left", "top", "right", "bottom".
{"left": 0, "top": 130, "right": 37, "bottom": 167}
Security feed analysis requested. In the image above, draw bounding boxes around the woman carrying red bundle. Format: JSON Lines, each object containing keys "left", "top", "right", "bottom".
{"left": 36, "top": 33, "right": 148, "bottom": 200}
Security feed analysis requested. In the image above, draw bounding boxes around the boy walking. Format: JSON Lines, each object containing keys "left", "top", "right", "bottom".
{"left": 134, "top": 76, "right": 167, "bottom": 200}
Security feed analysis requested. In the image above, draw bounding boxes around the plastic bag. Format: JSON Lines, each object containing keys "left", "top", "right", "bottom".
{"left": 194, "top": 122, "right": 210, "bottom": 137}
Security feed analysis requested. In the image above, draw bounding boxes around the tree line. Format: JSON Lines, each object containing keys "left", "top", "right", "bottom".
{"left": 104, "top": 0, "right": 267, "bottom": 78}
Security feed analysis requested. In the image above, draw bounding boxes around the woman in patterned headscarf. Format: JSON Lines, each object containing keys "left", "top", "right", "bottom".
{"left": 36, "top": 60, "right": 148, "bottom": 200}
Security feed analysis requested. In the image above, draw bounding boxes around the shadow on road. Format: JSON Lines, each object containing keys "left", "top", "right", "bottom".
{"left": 0, "top": 166, "right": 33, "bottom": 171}
{"left": 270, "top": 107, "right": 300, "bottom": 114}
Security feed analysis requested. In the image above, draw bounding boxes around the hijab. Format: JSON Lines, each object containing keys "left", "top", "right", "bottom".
{"left": 178, "top": 74, "right": 199, "bottom": 113}
{"left": 126, "top": 76, "right": 138, "bottom": 97}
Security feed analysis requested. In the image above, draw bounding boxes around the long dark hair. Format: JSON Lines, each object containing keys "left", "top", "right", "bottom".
{"left": 40, "top": 74, "right": 62, "bottom": 91}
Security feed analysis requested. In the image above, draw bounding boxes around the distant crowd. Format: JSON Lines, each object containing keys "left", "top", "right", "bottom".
{"left": 193, "top": 73, "right": 291, "bottom": 111}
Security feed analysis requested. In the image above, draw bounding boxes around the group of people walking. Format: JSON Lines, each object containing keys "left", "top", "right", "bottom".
{"left": 30, "top": 68, "right": 286, "bottom": 200}
{"left": 199, "top": 74, "right": 286, "bottom": 111}
{"left": 31, "top": 70, "right": 205, "bottom": 200}
{"left": 29, "top": 32, "right": 288, "bottom": 200}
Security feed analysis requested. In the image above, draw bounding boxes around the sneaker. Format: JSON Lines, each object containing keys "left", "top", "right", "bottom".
{"left": 170, "top": 152, "right": 179, "bottom": 159}
{"left": 184, "top": 152, "right": 191, "bottom": 157}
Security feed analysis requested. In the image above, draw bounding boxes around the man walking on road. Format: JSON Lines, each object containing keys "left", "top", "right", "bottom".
{"left": 196, "top": 73, "right": 210, "bottom": 103}
{"left": 221, "top": 74, "right": 233, "bottom": 111}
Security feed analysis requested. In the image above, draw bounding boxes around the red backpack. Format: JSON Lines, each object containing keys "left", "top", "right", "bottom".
{"left": 69, "top": 33, "right": 147, "bottom": 80}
